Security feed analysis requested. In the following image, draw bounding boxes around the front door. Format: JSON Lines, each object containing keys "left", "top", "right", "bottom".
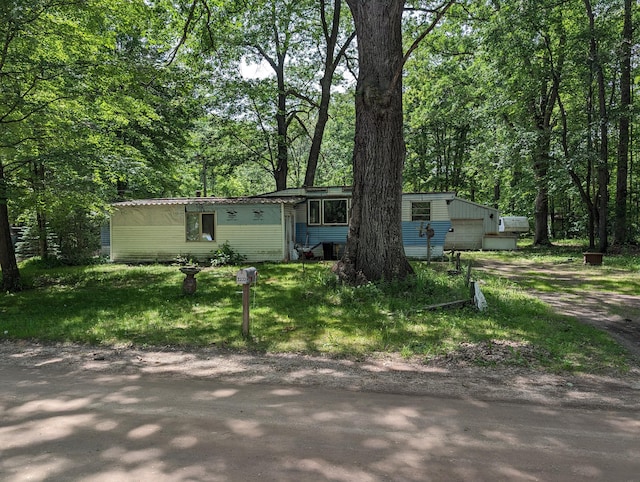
{"left": 284, "top": 214, "right": 296, "bottom": 261}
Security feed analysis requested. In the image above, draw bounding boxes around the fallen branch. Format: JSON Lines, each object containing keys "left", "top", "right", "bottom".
{"left": 419, "top": 299, "right": 472, "bottom": 311}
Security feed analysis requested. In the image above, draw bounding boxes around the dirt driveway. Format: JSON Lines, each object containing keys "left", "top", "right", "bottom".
{"left": 473, "top": 258, "right": 640, "bottom": 361}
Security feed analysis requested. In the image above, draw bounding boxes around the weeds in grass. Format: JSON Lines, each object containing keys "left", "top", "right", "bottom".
{"left": 0, "top": 253, "right": 631, "bottom": 374}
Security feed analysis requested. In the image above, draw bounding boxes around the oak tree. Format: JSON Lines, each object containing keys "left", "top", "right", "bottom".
{"left": 335, "top": 0, "right": 454, "bottom": 283}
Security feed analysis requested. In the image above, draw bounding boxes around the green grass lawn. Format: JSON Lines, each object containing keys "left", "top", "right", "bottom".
{"left": 467, "top": 240, "right": 640, "bottom": 296}
{"left": 1, "top": 247, "right": 634, "bottom": 374}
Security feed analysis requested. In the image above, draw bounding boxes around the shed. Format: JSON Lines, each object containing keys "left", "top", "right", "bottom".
{"left": 444, "top": 198, "right": 499, "bottom": 250}
{"left": 109, "top": 196, "right": 304, "bottom": 263}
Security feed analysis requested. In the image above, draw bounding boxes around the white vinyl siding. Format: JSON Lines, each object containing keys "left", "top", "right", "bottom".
{"left": 402, "top": 196, "right": 451, "bottom": 221}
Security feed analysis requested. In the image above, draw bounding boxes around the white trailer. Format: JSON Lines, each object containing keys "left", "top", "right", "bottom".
{"left": 499, "top": 216, "right": 529, "bottom": 234}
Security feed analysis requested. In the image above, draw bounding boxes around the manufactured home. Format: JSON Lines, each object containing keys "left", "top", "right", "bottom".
{"left": 109, "top": 196, "right": 303, "bottom": 263}
{"left": 108, "top": 187, "right": 513, "bottom": 263}
{"left": 263, "top": 188, "right": 502, "bottom": 258}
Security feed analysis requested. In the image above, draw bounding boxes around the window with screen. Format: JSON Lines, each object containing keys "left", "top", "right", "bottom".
{"left": 411, "top": 202, "right": 431, "bottom": 221}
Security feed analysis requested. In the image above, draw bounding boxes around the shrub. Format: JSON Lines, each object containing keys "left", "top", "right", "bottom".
{"left": 210, "top": 241, "right": 246, "bottom": 266}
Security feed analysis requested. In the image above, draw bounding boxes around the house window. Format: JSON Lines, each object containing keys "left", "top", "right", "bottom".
{"left": 186, "top": 212, "right": 215, "bottom": 241}
{"left": 411, "top": 202, "right": 431, "bottom": 221}
{"left": 323, "top": 199, "right": 348, "bottom": 225}
{"left": 307, "top": 198, "right": 349, "bottom": 225}
{"left": 308, "top": 200, "right": 321, "bottom": 225}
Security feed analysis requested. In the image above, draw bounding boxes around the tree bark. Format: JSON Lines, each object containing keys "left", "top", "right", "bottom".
{"left": 613, "top": 0, "right": 631, "bottom": 246}
{"left": 0, "top": 162, "right": 22, "bottom": 292}
{"left": 33, "top": 160, "right": 49, "bottom": 259}
{"left": 531, "top": 35, "right": 564, "bottom": 247}
{"left": 335, "top": 0, "right": 413, "bottom": 284}
{"left": 532, "top": 144, "right": 551, "bottom": 246}
{"left": 253, "top": 6, "right": 291, "bottom": 192}
{"left": 584, "top": 0, "right": 609, "bottom": 253}
{"left": 274, "top": 64, "right": 289, "bottom": 191}
{"left": 304, "top": 0, "right": 355, "bottom": 187}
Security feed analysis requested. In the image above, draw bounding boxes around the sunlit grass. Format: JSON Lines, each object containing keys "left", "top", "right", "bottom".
{"left": 465, "top": 240, "right": 640, "bottom": 296}
{"left": 0, "top": 253, "right": 632, "bottom": 373}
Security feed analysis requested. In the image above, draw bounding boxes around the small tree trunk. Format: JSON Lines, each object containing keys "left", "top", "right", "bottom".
{"left": 613, "top": 0, "right": 631, "bottom": 246}
{"left": 530, "top": 27, "right": 564, "bottom": 247}
{"left": 532, "top": 134, "right": 552, "bottom": 245}
{"left": 0, "top": 164, "right": 21, "bottom": 292}
{"left": 304, "top": 77, "right": 331, "bottom": 187}
{"left": 595, "top": 44, "right": 609, "bottom": 254}
{"left": 585, "top": 0, "right": 610, "bottom": 253}
{"left": 274, "top": 81, "right": 289, "bottom": 191}
{"left": 33, "top": 161, "right": 49, "bottom": 259}
{"left": 305, "top": 0, "right": 355, "bottom": 187}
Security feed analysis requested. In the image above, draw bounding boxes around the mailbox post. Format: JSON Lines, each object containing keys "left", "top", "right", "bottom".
{"left": 419, "top": 222, "right": 435, "bottom": 265}
{"left": 236, "top": 267, "right": 258, "bottom": 338}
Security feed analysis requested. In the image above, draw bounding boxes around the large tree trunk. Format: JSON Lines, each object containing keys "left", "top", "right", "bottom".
{"left": 530, "top": 85, "right": 556, "bottom": 247}
{"left": 613, "top": 0, "right": 631, "bottom": 246}
{"left": 0, "top": 163, "right": 22, "bottom": 292}
{"left": 335, "top": 0, "right": 413, "bottom": 284}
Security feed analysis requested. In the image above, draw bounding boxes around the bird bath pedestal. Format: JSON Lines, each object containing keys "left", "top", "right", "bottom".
{"left": 180, "top": 267, "right": 201, "bottom": 294}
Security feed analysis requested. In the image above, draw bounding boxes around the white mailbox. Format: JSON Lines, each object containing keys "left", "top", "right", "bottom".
{"left": 236, "top": 267, "right": 258, "bottom": 285}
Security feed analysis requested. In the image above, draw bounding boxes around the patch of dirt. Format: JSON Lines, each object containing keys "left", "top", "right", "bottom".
{"left": 2, "top": 339, "right": 639, "bottom": 411}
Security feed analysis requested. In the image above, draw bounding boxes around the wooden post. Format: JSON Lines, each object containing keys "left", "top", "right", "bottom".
{"left": 420, "top": 222, "right": 435, "bottom": 266}
{"left": 241, "top": 283, "right": 250, "bottom": 338}
{"left": 236, "top": 267, "right": 257, "bottom": 339}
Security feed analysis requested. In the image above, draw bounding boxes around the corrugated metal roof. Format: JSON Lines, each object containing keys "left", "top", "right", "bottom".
{"left": 402, "top": 191, "right": 457, "bottom": 199}
{"left": 260, "top": 186, "right": 353, "bottom": 197}
{"left": 112, "top": 196, "right": 306, "bottom": 207}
